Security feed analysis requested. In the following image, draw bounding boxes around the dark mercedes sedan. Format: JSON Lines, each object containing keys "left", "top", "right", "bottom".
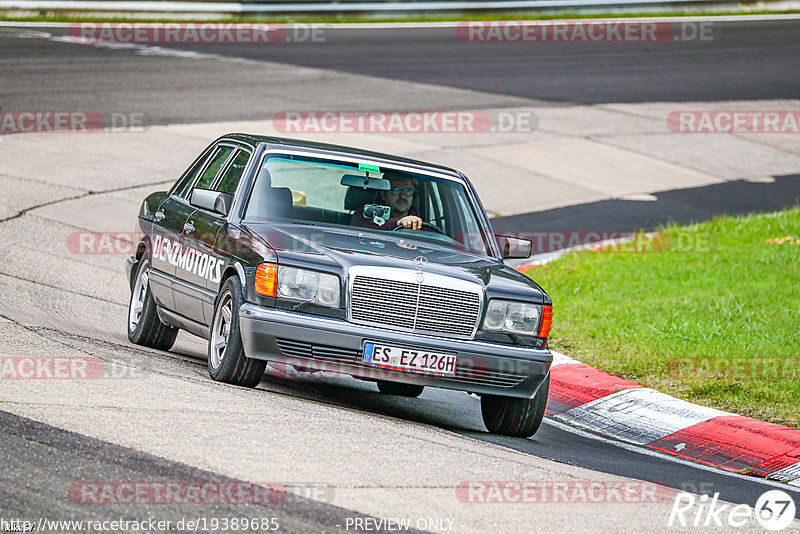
{"left": 126, "top": 134, "right": 553, "bottom": 437}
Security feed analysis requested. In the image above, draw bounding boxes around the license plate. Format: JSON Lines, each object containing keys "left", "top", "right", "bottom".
{"left": 363, "top": 342, "right": 457, "bottom": 376}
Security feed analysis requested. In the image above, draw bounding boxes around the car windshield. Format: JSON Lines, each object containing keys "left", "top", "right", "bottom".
{"left": 243, "top": 153, "right": 492, "bottom": 256}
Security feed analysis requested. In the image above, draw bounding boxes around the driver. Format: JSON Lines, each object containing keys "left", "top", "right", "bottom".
{"left": 350, "top": 172, "right": 423, "bottom": 230}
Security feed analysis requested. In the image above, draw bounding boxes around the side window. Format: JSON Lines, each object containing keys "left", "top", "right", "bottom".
{"left": 174, "top": 150, "right": 212, "bottom": 199}
{"left": 193, "top": 146, "right": 234, "bottom": 192}
{"left": 214, "top": 150, "right": 250, "bottom": 195}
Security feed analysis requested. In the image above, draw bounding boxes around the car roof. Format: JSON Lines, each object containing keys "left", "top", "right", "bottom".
{"left": 219, "top": 133, "right": 467, "bottom": 181}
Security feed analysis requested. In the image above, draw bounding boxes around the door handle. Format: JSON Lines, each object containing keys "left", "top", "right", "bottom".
{"left": 183, "top": 221, "right": 194, "bottom": 234}
{"left": 154, "top": 210, "right": 165, "bottom": 221}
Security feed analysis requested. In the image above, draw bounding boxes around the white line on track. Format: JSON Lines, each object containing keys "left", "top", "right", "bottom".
{"left": 1, "top": 14, "right": 800, "bottom": 30}
{"left": 48, "top": 34, "right": 239, "bottom": 60}
{"left": 284, "top": 14, "right": 800, "bottom": 27}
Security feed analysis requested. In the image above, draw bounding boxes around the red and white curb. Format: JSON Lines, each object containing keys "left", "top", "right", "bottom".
{"left": 546, "top": 351, "right": 800, "bottom": 486}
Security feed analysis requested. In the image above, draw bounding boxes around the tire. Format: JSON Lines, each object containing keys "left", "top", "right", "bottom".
{"left": 481, "top": 374, "right": 550, "bottom": 438}
{"left": 208, "top": 277, "right": 266, "bottom": 388}
{"left": 377, "top": 380, "right": 425, "bottom": 398}
{"left": 127, "top": 256, "right": 178, "bottom": 351}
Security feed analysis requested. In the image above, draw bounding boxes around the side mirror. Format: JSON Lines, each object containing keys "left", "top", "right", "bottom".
{"left": 191, "top": 189, "right": 234, "bottom": 216}
{"left": 496, "top": 234, "right": 532, "bottom": 259}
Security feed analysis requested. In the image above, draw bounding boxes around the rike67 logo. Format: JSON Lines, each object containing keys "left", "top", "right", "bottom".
{"left": 668, "top": 489, "right": 796, "bottom": 530}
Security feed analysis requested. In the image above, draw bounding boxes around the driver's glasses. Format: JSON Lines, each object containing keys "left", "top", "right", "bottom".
{"left": 388, "top": 187, "right": 415, "bottom": 196}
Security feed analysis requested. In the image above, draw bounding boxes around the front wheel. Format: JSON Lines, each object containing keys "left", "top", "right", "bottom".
{"left": 481, "top": 374, "right": 549, "bottom": 438}
{"left": 208, "top": 277, "right": 266, "bottom": 388}
{"left": 127, "top": 256, "right": 178, "bottom": 351}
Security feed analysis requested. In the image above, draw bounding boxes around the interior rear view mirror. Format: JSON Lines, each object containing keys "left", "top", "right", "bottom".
{"left": 341, "top": 174, "right": 390, "bottom": 190}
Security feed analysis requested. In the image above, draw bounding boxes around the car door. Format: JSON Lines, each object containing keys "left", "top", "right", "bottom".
{"left": 149, "top": 146, "right": 217, "bottom": 310}
{"left": 170, "top": 143, "right": 237, "bottom": 324}
{"left": 181, "top": 147, "right": 252, "bottom": 325}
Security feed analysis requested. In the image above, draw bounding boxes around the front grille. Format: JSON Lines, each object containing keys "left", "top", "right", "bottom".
{"left": 453, "top": 366, "right": 528, "bottom": 388}
{"left": 350, "top": 274, "right": 481, "bottom": 339}
{"left": 275, "top": 339, "right": 359, "bottom": 363}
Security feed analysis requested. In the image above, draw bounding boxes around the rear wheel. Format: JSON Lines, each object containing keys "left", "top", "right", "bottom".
{"left": 377, "top": 381, "right": 424, "bottom": 398}
{"left": 481, "top": 374, "right": 549, "bottom": 438}
{"left": 208, "top": 277, "right": 266, "bottom": 388}
{"left": 127, "top": 256, "right": 178, "bottom": 351}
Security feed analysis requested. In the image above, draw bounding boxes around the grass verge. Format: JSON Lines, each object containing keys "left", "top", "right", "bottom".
{"left": 525, "top": 208, "right": 800, "bottom": 428}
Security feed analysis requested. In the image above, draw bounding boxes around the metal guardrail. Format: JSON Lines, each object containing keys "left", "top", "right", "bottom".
{"left": 0, "top": 0, "right": 715, "bottom": 14}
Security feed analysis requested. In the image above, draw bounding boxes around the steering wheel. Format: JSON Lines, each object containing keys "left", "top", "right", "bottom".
{"left": 392, "top": 221, "right": 446, "bottom": 235}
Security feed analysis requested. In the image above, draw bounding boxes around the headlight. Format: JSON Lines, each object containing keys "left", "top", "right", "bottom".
{"left": 482, "top": 300, "right": 542, "bottom": 335}
{"left": 277, "top": 266, "right": 340, "bottom": 308}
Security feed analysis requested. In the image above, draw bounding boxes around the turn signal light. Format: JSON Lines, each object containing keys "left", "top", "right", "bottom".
{"left": 255, "top": 263, "right": 278, "bottom": 297}
{"left": 538, "top": 305, "right": 553, "bottom": 338}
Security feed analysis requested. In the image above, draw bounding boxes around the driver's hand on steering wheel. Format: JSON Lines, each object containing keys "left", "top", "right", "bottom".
{"left": 397, "top": 215, "right": 423, "bottom": 230}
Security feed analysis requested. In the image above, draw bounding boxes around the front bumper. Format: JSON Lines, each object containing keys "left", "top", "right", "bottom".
{"left": 239, "top": 304, "right": 551, "bottom": 399}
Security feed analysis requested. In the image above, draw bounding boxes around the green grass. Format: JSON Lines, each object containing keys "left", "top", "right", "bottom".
{"left": 525, "top": 208, "right": 800, "bottom": 428}
{"left": 2, "top": 9, "right": 799, "bottom": 23}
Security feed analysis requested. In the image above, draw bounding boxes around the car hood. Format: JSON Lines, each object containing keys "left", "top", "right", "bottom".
{"left": 243, "top": 221, "right": 549, "bottom": 304}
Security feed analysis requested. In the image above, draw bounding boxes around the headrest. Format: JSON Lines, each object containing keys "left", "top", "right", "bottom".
{"left": 247, "top": 186, "right": 292, "bottom": 219}
{"left": 265, "top": 187, "right": 293, "bottom": 207}
{"left": 344, "top": 187, "right": 378, "bottom": 211}
{"left": 256, "top": 167, "right": 272, "bottom": 185}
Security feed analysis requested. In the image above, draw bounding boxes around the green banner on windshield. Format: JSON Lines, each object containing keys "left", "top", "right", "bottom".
{"left": 358, "top": 163, "right": 381, "bottom": 174}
